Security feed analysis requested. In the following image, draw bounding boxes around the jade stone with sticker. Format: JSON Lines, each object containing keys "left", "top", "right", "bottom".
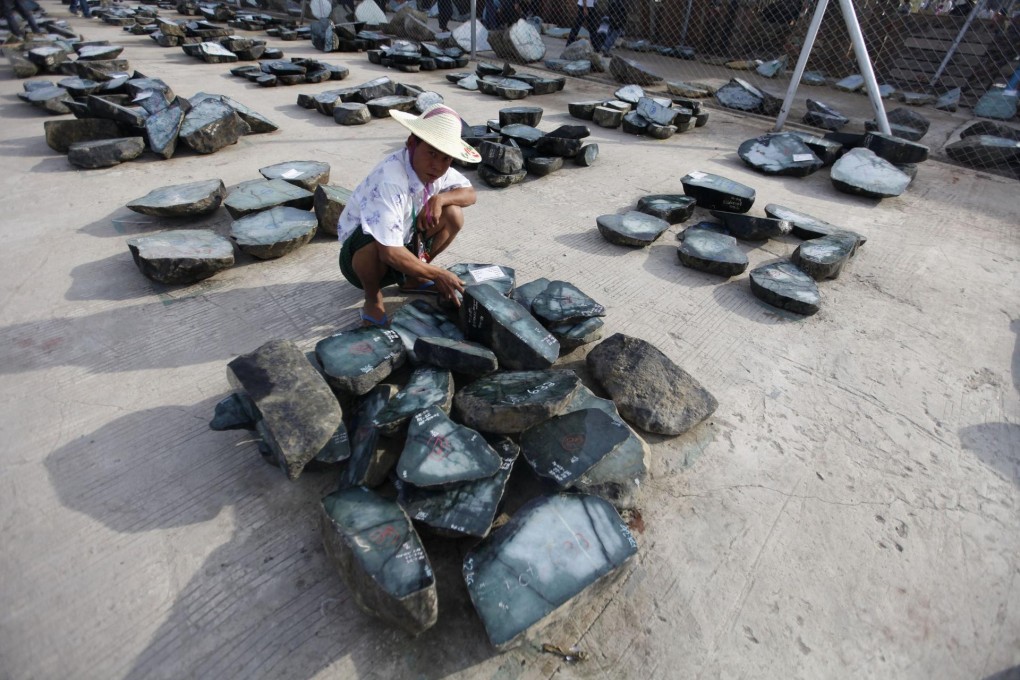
{"left": 373, "top": 366, "right": 453, "bottom": 436}
{"left": 222, "top": 178, "right": 315, "bottom": 219}
{"left": 259, "top": 160, "right": 330, "bottom": 191}
{"left": 316, "top": 327, "right": 406, "bottom": 396}
{"left": 127, "top": 179, "right": 226, "bottom": 218}
{"left": 460, "top": 284, "right": 559, "bottom": 370}
{"left": 531, "top": 280, "right": 605, "bottom": 326}
{"left": 681, "top": 171, "right": 755, "bottom": 213}
{"left": 340, "top": 384, "right": 401, "bottom": 488}
{"left": 397, "top": 437, "right": 517, "bottom": 538}
{"left": 396, "top": 406, "right": 502, "bottom": 487}
{"left": 390, "top": 299, "right": 465, "bottom": 363}
{"left": 636, "top": 194, "right": 696, "bottom": 224}
{"left": 749, "top": 261, "right": 821, "bottom": 315}
{"left": 230, "top": 206, "right": 318, "bottom": 260}
{"left": 596, "top": 211, "right": 670, "bottom": 247}
{"left": 453, "top": 369, "right": 580, "bottom": 434}
{"left": 413, "top": 337, "right": 498, "bottom": 377}
{"left": 737, "top": 133, "right": 823, "bottom": 177}
{"left": 463, "top": 493, "right": 637, "bottom": 650}
{"left": 448, "top": 263, "right": 516, "bottom": 295}
{"left": 320, "top": 487, "right": 437, "bottom": 635}
{"left": 520, "top": 408, "right": 629, "bottom": 487}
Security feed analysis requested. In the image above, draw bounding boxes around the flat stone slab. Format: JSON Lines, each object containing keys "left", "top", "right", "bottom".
{"left": 834, "top": 74, "right": 864, "bottom": 92}
{"left": 229, "top": 206, "right": 317, "bottom": 259}
{"left": 945, "top": 135, "right": 1020, "bottom": 169}
{"left": 396, "top": 406, "right": 502, "bottom": 488}
{"left": 373, "top": 366, "right": 454, "bottom": 436}
{"left": 463, "top": 493, "right": 637, "bottom": 650}
{"left": 681, "top": 171, "right": 755, "bottom": 213}
{"left": 366, "top": 95, "right": 416, "bottom": 118}
{"left": 126, "top": 179, "right": 226, "bottom": 217}
{"left": 413, "top": 337, "right": 498, "bottom": 377}
{"left": 144, "top": 104, "right": 186, "bottom": 159}
{"left": 499, "top": 106, "right": 542, "bottom": 127}
{"left": 180, "top": 99, "right": 250, "bottom": 154}
{"left": 197, "top": 41, "right": 238, "bottom": 63}
{"left": 78, "top": 44, "right": 124, "bottom": 61}
{"left": 499, "top": 123, "right": 544, "bottom": 147}
{"left": 636, "top": 194, "right": 696, "bottom": 224}
{"left": 390, "top": 299, "right": 465, "bottom": 363}
{"left": 223, "top": 179, "right": 314, "bottom": 219}
{"left": 678, "top": 229, "right": 748, "bottom": 277}
{"left": 67, "top": 137, "right": 145, "bottom": 169}
{"left": 609, "top": 56, "right": 663, "bottom": 86}
{"left": 334, "top": 102, "right": 372, "bottom": 125}
{"left": 339, "top": 384, "right": 400, "bottom": 488}
{"left": 764, "top": 204, "right": 866, "bottom": 245}
{"left": 454, "top": 369, "right": 580, "bottom": 434}
{"left": 596, "top": 211, "right": 670, "bottom": 247}
{"left": 749, "top": 261, "right": 821, "bottom": 315}
{"left": 738, "top": 133, "right": 823, "bottom": 177}
{"left": 460, "top": 284, "right": 558, "bottom": 370}
{"left": 525, "top": 156, "right": 563, "bottom": 176}
{"left": 448, "top": 263, "right": 516, "bottom": 296}
{"left": 320, "top": 487, "right": 437, "bottom": 635}
{"left": 863, "top": 132, "right": 929, "bottom": 165}
{"left": 227, "top": 339, "right": 343, "bottom": 479}
{"left": 20, "top": 85, "right": 74, "bottom": 115}
{"left": 127, "top": 229, "right": 234, "bottom": 285}
{"left": 715, "top": 77, "right": 766, "bottom": 112}
{"left": 520, "top": 407, "right": 630, "bottom": 488}
{"left": 315, "top": 326, "right": 406, "bottom": 396}
{"left": 830, "top": 148, "right": 910, "bottom": 199}
{"left": 667, "top": 80, "right": 711, "bottom": 97}
{"left": 709, "top": 210, "right": 791, "bottom": 241}
{"left": 791, "top": 232, "right": 859, "bottom": 280}
{"left": 259, "top": 160, "right": 330, "bottom": 191}
{"left": 531, "top": 280, "right": 605, "bottom": 326}
{"left": 43, "top": 118, "right": 121, "bottom": 153}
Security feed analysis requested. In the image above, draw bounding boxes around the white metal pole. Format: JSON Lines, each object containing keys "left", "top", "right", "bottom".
{"left": 838, "top": 0, "right": 891, "bottom": 134}
{"left": 470, "top": 0, "right": 477, "bottom": 60}
{"left": 930, "top": 0, "right": 984, "bottom": 86}
{"left": 773, "top": 0, "right": 831, "bottom": 131}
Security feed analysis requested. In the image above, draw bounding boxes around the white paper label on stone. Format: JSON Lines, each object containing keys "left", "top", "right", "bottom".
{"left": 686, "top": 171, "right": 706, "bottom": 179}
{"left": 281, "top": 168, "right": 303, "bottom": 179}
{"left": 792, "top": 154, "right": 815, "bottom": 162}
{"left": 469, "top": 265, "right": 505, "bottom": 282}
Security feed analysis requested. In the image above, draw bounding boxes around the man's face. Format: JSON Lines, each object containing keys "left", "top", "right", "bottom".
{"left": 409, "top": 138, "right": 453, "bottom": 185}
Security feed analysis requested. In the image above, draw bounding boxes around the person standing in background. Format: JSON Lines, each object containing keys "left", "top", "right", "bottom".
{"left": 566, "top": 0, "right": 600, "bottom": 49}
{"left": 437, "top": 0, "right": 452, "bottom": 31}
{"left": 1, "top": 0, "right": 40, "bottom": 36}
{"left": 69, "top": 0, "right": 92, "bottom": 17}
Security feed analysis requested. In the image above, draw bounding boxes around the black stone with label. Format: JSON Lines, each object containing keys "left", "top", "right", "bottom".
{"left": 259, "top": 160, "right": 331, "bottom": 191}
{"left": 709, "top": 210, "right": 791, "bottom": 240}
{"left": 460, "top": 284, "right": 559, "bottom": 370}
{"left": 396, "top": 406, "right": 502, "bottom": 487}
{"left": 749, "top": 261, "right": 821, "bottom": 315}
{"left": 681, "top": 171, "right": 755, "bottom": 212}
{"left": 448, "top": 263, "right": 516, "bottom": 296}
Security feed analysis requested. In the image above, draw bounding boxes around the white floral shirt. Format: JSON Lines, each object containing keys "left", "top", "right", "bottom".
{"left": 337, "top": 148, "right": 471, "bottom": 247}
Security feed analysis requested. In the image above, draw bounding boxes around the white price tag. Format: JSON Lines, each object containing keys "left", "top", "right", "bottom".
{"left": 281, "top": 168, "right": 303, "bottom": 179}
{"left": 792, "top": 154, "right": 815, "bottom": 162}
{"left": 686, "top": 171, "right": 707, "bottom": 180}
{"left": 469, "top": 265, "right": 505, "bottom": 282}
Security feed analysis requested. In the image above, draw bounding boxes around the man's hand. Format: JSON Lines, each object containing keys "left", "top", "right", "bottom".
{"left": 417, "top": 193, "right": 445, "bottom": 236}
{"left": 432, "top": 268, "right": 465, "bottom": 305}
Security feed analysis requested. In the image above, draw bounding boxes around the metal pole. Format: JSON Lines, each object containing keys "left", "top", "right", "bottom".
{"left": 470, "top": 0, "right": 477, "bottom": 60}
{"left": 773, "top": 0, "right": 831, "bottom": 131}
{"left": 930, "top": 0, "right": 985, "bottom": 86}
{"left": 838, "top": 0, "right": 891, "bottom": 134}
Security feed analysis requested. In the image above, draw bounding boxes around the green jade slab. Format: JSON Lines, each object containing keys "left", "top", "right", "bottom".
{"left": 453, "top": 369, "right": 580, "bottom": 434}
{"left": 636, "top": 194, "right": 696, "bottom": 224}
{"left": 259, "top": 160, "right": 330, "bottom": 191}
{"left": 229, "top": 206, "right": 317, "bottom": 260}
{"left": 460, "top": 284, "right": 558, "bottom": 371}
{"left": 448, "top": 263, "right": 516, "bottom": 296}
{"left": 413, "top": 337, "right": 498, "bottom": 377}
{"left": 520, "top": 408, "right": 629, "bottom": 487}
{"left": 315, "top": 326, "right": 405, "bottom": 396}
{"left": 596, "top": 211, "right": 670, "bottom": 247}
{"left": 340, "top": 384, "right": 400, "bottom": 488}
{"left": 548, "top": 317, "right": 605, "bottom": 352}
{"left": 531, "top": 280, "right": 605, "bottom": 326}
{"left": 372, "top": 366, "right": 453, "bottom": 436}
{"left": 223, "top": 178, "right": 314, "bottom": 219}
{"left": 396, "top": 406, "right": 502, "bottom": 488}
{"left": 509, "top": 277, "right": 550, "bottom": 311}
{"left": 390, "top": 299, "right": 464, "bottom": 363}
{"left": 127, "top": 178, "right": 226, "bottom": 217}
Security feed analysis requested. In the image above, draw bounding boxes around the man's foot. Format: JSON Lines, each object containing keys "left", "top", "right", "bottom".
{"left": 360, "top": 308, "right": 389, "bottom": 327}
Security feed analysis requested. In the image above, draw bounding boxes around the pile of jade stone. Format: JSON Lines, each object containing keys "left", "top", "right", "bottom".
{"left": 365, "top": 38, "right": 470, "bottom": 73}
{"left": 446, "top": 61, "right": 566, "bottom": 100}
{"left": 122, "top": 161, "right": 353, "bottom": 283}
{"left": 296, "top": 75, "right": 444, "bottom": 125}
{"left": 597, "top": 170, "right": 868, "bottom": 317}
{"left": 209, "top": 267, "right": 718, "bottom": 646}
{"left": 7, "top": 31, "right": 128, "bottom": 81}
{"left": 227, "top": 58, "right": 349, "bottom": 87}
{"left": 569, "top": 84, "right": 709, "bottom": 141}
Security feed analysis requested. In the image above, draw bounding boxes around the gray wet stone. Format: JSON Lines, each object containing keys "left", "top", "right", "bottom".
{"left": 320, "top": 487, "right": 437, "bottom": 635}
{"left": 534, "top": 135, "right": 582, "bottom": 158}
{"left": 681, "top": 171, "right": 755, "bottom": 213}
{"left": 315, "top": 326, "right": 406, "bottom": 397}
{"left": 596, "top": 211, "right": 670, "bottom": 247}
{"left": 520, "top": 408, "right": 630, "bottom": 488}
{"left": 67, "top": 137, "right": 145, "bottom": 169}
{"left": 334, "top": 102, "right": 372, "bottom": 125}
{"left": 313, "top": 184, "right": 353, "bottom": 236}
{"left": 788, "top": 131, "right": 843, "bottom": 165}
{"left": 575, "top": 144, "right": 599, "bottom": 166}
{"left": 609, "top": 56, "right": 663, "bottom": 86}
{"left": 339, "top": 384, "right": 401, "bottom": 488}
{"left": 546, "top": 124, "right": 590, "bottom": 140}
{"left": 548, "top": 316, "right": 604, "bottom": 352}
{"left": 935, "top": 88, "right": 960, "bottom": 112}
{"left": 737, "top": 133, "right": 823, "bottom": 177}
{"left": 259, "top": 160, "right": 331, "bottom": 191}
{"left": 803, "top": 98, "right": 849, "bottom": 131}
{"left": 478, "top": 164, "right": 527, "bottom": 188}
{"left": 899, "top": 91, "right": 933, "bottom": 106}
{"left": 396, "top": 406, "right": 502, "bottom": 488}
{"left": 460, "top": 284, "right": 558, "bottom": 370}
{"left": 390, "top": 299, "right": 465, "bottom": 363}
{"left": 974, "top": 89, "right": 1018, "bottom": 120}
{"left": 510, "top": 278, "right": 551, "bottom": 311}
{"left": 709, "top": 210, "right": 791, "bottom": 241}
{"left": 830, "top": 148, "right": 910, "bottom": 199}
{"left": 749, "top": 261, "right": 821, "bottom": 315}
{"left": 366, "top": 95, "right": 416, "bottom": 118}
{"left": 802, "top": 71, "right": 827, "bottom": 86}
{"left": 127, "top": 229, "right": 234, "bottom": 284}
{"left": 499, "top": 105, "right": 542, "bottom": 127}
{"left": 525, "top": 156, "right": 563, "bottom": 176}
{"left": 763, "top": 204, "right": 866, "bottom": 245}
{"left": 373, "top": 366, "right": 454, "bottom": 437}
{"left": 20, "top": 85, "right": 73, "bottom": 115}
{"left": 78, "top": 45, "right": 124, "bottom": 61}
{"left": 959, "top": 120, "right": 1020, "bottom": 142}
{"left": 489, "top": 19, "right": 545, "bottom": 63}
{"left": 463, "top": 493, "right": 637, "bottom": 650}
{"left": 587, "top": 333, "right": 718, "bottom": 435}
{"left": 498, "top": 123, "right": 544, "bottom": 146}
{"left": 568, "top": 100, "right": 602, "bottom": 120}
{"left": 834, "top": 74, "right": 864, "bottom": 92}
{"left": 636, "top": 194, "right": 696, "bottom": 224}
{"left": 396, "top": 437, "right": 517, "bottom": 538}
{"left": 223, "top": 179, "right": 315, "bottom": 219}
{"left": 592, "top": 106, "right": 624, "bottom": 128}
{"left": 180, "top": 99, "right": 250, "bottom": 154}
{"left": 229, "top": 206, "right": 318, "bottom": 259}
{"left": 863, "top": 132, "right": 929, "bottom": 165}
{"left": 43, "top": 118, "right": 121, "bottom": 153}
{"left": 84, "top": 95, "right": 146, "bottom": 127}
{"left": 454, "top": 369, "right": 580, "bottom": 434}
{"left": 413, "top": 337, "right": 498, "bottom": 377}
{"left": 531, "top": 280, "right": 605, "bottom": 326}
{"left": 945, "top": 135, "right": 1020, "bottom": 168}
{"left": 791, "top": 232, "right": 859, "bottom": 280}
{"left": 479, "top": 140, "right": 524, "bottom": 174}
{"left": 635, "top": 96, "right": 675, "bottom": 126}
{"left": 677, "top": 230, "right": 748, "bottom": 277}
{"left": 715, "top": 77, "right": 766, "bottom": 112}
{"left": 227, "top": 339, "right": 343, "bottom": 480}
{"left": 127, "top": 179, "right": 226, "bottom": 217}
{"left": 144, "top": 104, "right": 186, "bottom": 159}
{"left": 757, "top": 58, "right": 784, "bottom": 78}
{"left": 197, "top": 41, "right": 238, "bottom": 63}
{"left": 614, "top": 84, "right": 645, "bottom": 105}
{"left": 58, "top": 77, "right": 103, "bottom": 97}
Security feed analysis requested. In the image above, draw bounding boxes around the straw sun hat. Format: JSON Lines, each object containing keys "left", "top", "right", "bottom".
{"left": 391, "top": 104, "right": 482, "bottom": 164}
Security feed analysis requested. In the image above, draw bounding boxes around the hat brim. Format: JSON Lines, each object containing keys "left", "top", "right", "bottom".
{"left": 391, "top": 109, "right": 482, "bottom": 164}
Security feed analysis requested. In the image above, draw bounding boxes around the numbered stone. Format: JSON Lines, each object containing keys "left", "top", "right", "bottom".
{"left": 863, "top": 132, "right": 929, "bottom": 165}
{"left": 737, "top": 133, "right": 823, "bottom": 177}
{"left": 259, "top": 160, "right": 330, "bottom": 191}
{"left": 596, "top": 211, "right": 670, "bottom": 247}
{"left": 681, "top": 171, "right": 755, "bottom": 212}
{"left": 677, "top": 229, "right": 748, "bottom": 277}
{"left": 320, "top": 487, "right": 437, "bottom": 635}
{"left": 764, "top": 204, "right": 865, "bottom": 245}
{"left": 575, "top": 144, "right": 599, "bottom": 166}
{"left": 313, "top": 184, "right": 353, "bottom": 236}
{"left": 637, "top": 194, "right": 696, "bottom": 224}
{"left": 334, "top": 102, "right": 372, "bottom": 125}
{"left": 587, "top": 333, "right": 717, "bottom": 435}
{"left": 397, "top": 437, "right": 517, "bottom": 538}
{"left": 460, "top": 284, "right": 558, "bottom": 370}
{"left": 67, "top": 137, "right": 145, "bottom": 169}
{"left": 479, "top": 140, "right": 524, "bottom": 174}
{"left": 709, "top": 210, "right": 790, "bottom": 241}
{"left": 791, "top": 232, "right": 859, "bottom": 280}
{"left": 396, "top": 407, "right": 502, "bottom": 488}
{"left": 521, "top": 407, "right": 630, "bottom": 489}
{"left": 127, "top": 229, "right": 234, "bottom": 284}
{"left": 227, "top": 339, "right": 344, "bottom": 480}
{"left": 315, "top": 326, "right": 406, "bottom": 396}
{"left": 390, "top": 299, "right": 465, "bottom": 362}
{"left": 789, "top": 131, "right": 843, "bottom": 165}
{"left": 180, "top": 99, "right": 250, "bottom": 154}
{"left": 531, "top": 280, "right": 605, "bottom": 326}
{"left": 229, "top": 206, "right": 317, "bottom": 259}
{"left": 463, "top": 493, "right": 637, "bottom": 650}
{"left": 414, "top": 337, "right": 498, "bottom": 377}
{"left": 43, "top": 118, "right": 121, "bottom": 153}
{"left": 634, "top": 96, "right": 675, "bottom": 126}
{"left": 454, "top": 369, "right": 580, "bottom": 434}
{"left": 499, "top": 105, "right": 542, "bottom": 127}
{"left": 127, "top": 178, "right": 226, "bottom": 217}
{"left": 373, "top": 366, "right": 454, "bottom": 436}
{"left": 27, "top": 46, "right": 68, "bottom": 70}
{"left": 339, "top": 384, "right": 401, "bottom": 488}
{"left": 223, "top": 178, "right": 314, "bottom": 219}
{"left": 830, "top": 148, "right": 910, "bottom": 199}
{"left": 945, "top": 135, "right": 1020, "bottom": 169}
{"left": 525, "top": 156, "right": 563, "bottom": 176}
{"left": 749, "top": 261, "right": 820, "bottom": 315}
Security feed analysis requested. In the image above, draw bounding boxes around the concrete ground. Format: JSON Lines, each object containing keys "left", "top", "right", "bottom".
{"left": 1, "top": 6, "right": 1019, "bottom": 679}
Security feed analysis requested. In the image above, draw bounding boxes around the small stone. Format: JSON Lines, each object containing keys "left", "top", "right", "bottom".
{"left": 315, "top": 326, "right": 406, "bottom": 397}
{"left": 43, "top": 118, "right": 121, "bottom": 153}
{"left": 666, "top": 80, "right": 711, "bottom": 97}
{"left": 219, "top": 95, "right": 278, "bottom": 134}
{"left": 636, "top": 194, "right": 696, "bottom": 224}
{"left": 614, "top": 84, "right": 645, "bottom": 105}
{"left": 531, "top": 280, "right": 605, "bottom": 326}
{"left": 878, "top": 84, "right": 896, "bottom": 99}
{"left": 27, "top": 46, "right": 68, "bottom": 70}
{"left": 334, "top": 102, "right": 372, "bottom": 125}
{"left": 575, "top": 144, "right": 599, "bottom": 166}
{"left": 678, "top": 221, "right": 730, "bottom": 240}
{"left": 586, "top": 333, "right": 718, "bottom": 435}
{"left": 57, "top": 76, "right": 103, "bottom": 97}
{"left": 259, "top": 160, "right": 330, "bottom": 191}
{"left": 366, "top": 95, "right": 416, "bottom": 118}
{"left": 498, "top": 123, "right": 544, "bottom": 146}
{"left": 945, "top": 135, "right": 1020, "bottom": 169}
{"left": 535, "top": 136, "right": 582, "bottom": 157}
{"left": 520, "top": 408, "right": 630, "bottom": 488}
{"left": 196, "top": 41, "right": 238, "bottom": 63}
{"left": 454, "top": 368, "right": 581, "bottom": 435}
{"left": 756, "top": 57, "right": 784, "bottom": 78}
{"left": 9, "top": 53, "right": 38, "bottom": 79}
{"left": 127, "top": 229, "right": 234, "bottom": 284}
{"left": 339, "top": 384, "right": 401, "bottom": 488}
{"left": 596, "top": 211, "right": 670, "bottom": 247}
{"left": 715, "top": 77, "right": 766, "bottom": 113}
{"left": 414, "top": 91, "right": 443, "bottom": 113}
{"left": 414, "top": 337, "right": 498, "bottom": 377}
{"left": 802, "top": 71, "right": 826, "bottom": 86}
{"left": 593, "top": 106, "right": 624, "bottom": 128}
{"left": 709, "top": 210, "right": 791, "bottom": 240}
{"left": 230, "top": 206, "right": 317, "bottom": 259}
{"left": 834, "top": 74, "right": 864, "bottom": 92}
{"left": 389, "top": 299, "right": 465, "bottom": 362}
{"left": 681, "top": 171, "right": 755, "bottom": 212}
{"left": 499, "top": 105, "right": 542, "bottom": 127}
{"left": 959, "top": 120, "right": 1020, "bottom": 142}
{"left": 489, "top": 19, "right": 546, "bottom": 63}
{"left": 863, "top": 132, "right": 929, "bottom": 165}
{"left": 898, "top": 91, "right": 933, "bottom": 106}
{"left": 875, "top": 107, "right": 930, "bottom": 139}
{"left": 791, "top": 232, "right": 859, "bottom": 280}
{"left": 313, "top": 184, "right": 353, "bottom": 236}
{"left": 737, "top": 132, "right": 823, "bottom": 177}
{"left": 180, "top": 99, "right": 250, "bottom": 154}
{"left": 830, "top": 148, "right": 910, "bottom": 199}
{"left": 935, "top": 88, "right": 960, "bottom": 112}
{"left": 525, "top": 156, "right": 563, "bottom": 176}
{"left": 764, "top": 204, "right": 865, "bottom": 245}
{"left": 749, "top": 261, "right": 820, "bottom": 315}
{"left": 677, "top": 229, "right": 748, "bottom": 277}
{"left": 568, "top": 100, "right": 602, "bottom": 120}
{"left": 223, "top": 178, "right": 314, "bottom": 219}
{"left": 67, "top": 137, "right": 145, "bottom": 169}
{"left": 396, "top": 406, "right": 502, "bottom": 488}
{"left": 802, "top": 98, "right": 849, "bottom": 131}
{"left": 545, "top": 124, "right": 590, "bottom": 140}
{"left": 608, "top": 56, "right": 663, "bottom": 86}
{"left": 20, "top": 86, "right": 74, "bottom": 115}
{"left": 127, "top": 179, "right": 226, "bottom": 217}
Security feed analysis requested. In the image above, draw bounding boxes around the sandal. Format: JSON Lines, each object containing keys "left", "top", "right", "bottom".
{"left": 359, "top": 309, "right": 389, "bottom": 327}
{"left": 398, "top": 280, "right": 438, "bottom": 296}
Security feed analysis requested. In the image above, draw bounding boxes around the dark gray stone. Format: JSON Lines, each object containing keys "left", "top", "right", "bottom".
{"left": 463, "top": 493, "right": 637, "bottom": 650}
{"left": 738, "top": 133, "right": 822, "bottom": 177}
{"left": 614, "top": 84, "right": 644, "bottom": 104}
{"left": 709, "top": 210, "right": 791, "bottom": 241}
{"left": 43, "top": 118, "right": 121, "bottom": 153}
{"left": 681, "top": 171, "right": 755, "bottom": 212}
{"left": 478, "top": 164, "right": 527, "bottom": 188}
{"left": 334, "top": 102, "right": 372, "bottom": 125}
{"left": 488, "top": 19, "right": 546, "bottom": 63}
{"left": 791, "top": 232, "right": 859, "bottom": 280}
{"left": 313, "top": 184, "right": 353, "bottom": 236}
{"left": 414, "top": 337, "right": 498, "bottom": 377}
{"left": 593, "top": 106, "right": 624, "bottom": 128}
{"left": 143, "top": 104, "right": 185, "bottom": 159}
{"left": 945, "top": 135, "right": 1020, "bottom": 168}
{"left": 568, "top": 100, "right": 602, "bottom": 120}
{"left": 218, "top": 95, "right": 278, "bottom": 134}
{"left": 531, "top": 280, "right": 605, "bottom": 326}
{"left": 19, "top": 86, "right": 73, "bottom": 115}
{"left": 67, "top": 137, "right": 145, "bottom": 169}
{"left": 575, "top": 144, "right": 599, "bottom": 166}
{"left": 396, "top": 406, "right": 502, "bottom": 488}
{"left": 83, "top": 94, "right": 147, "bottom": 127}
{"left": 749, "top": 261, "right": 820, "bottom": 315}
{"left": 127, "top": 178, "right": 226, "bottom": 217}
{"left": 58, "top": 76, "right": 103, "bottom": 97}
{"left": 27, "top": 46, "right": 68, "bottom": 70}
{"left": 864, "top": 120, "right": 925, "bottom": 143}
{"left": 127, "top": 229, "right": 234, "bottom": 284}
{"left": 180, "top": 99, "right": 250, "bottom": 154}
{"left": 366, "top": 95, "right": 416, "bottom": 118}
{"left": 960, "top": 120, "right": 1020, "bottom": 142}
{"left": 209, "top": 392, "right": 258, "bottom": 431}
{"left": 454, "top": 369, "right": 580, "bottom": 434}
{"left": 535, "top": 136, "right": 582, "bottom": 157}
{"left": 499, "top": 105, "right": 542, "bottom": 127}
{"left": 479, "top": 141, "right": 524, "bottom": 174}
{"left": 678, "top": 230, "right": 748, "bottom": 277}
{"left": 525, "top": 156, "right": 563, "bottom": 176}
{"left": 886, "top": 107, "right": 930, "bottom": 138}
{"left": 229, "top": 206, "right": 317, "bottom": 259}
{"left": 546, "top": 124, "right": 590, "bottom": 140}
{"left": 510, "top": 278, "right": 550, "bottom": 311}
{"left": 636, "top": 194, "right": 696, "bottom": 224}
{"left": 715, "top": 77, "right": 767, "bottom": 113}
{"left": 763, "top": 204, "right": 866, "bottom": 245}
{"left": 373, "top": 366, "right": 454, "bottom": 436}
{"left": 259, "top": 160, "right": 331, "bottom": 191}
{"left": 974, "top": 89, "right": 1018, "bottom": 120}
{"left": 830, "top": 148, "right": 910, "bottom": 199}
{"left": 635, "top": 96, "right": 675, "bottom": 126}
{"left": 460, "top": 284, "right": 558, "bottom": 370}
{"left": 499, "top": 123, "right": 544, "bottom": 147}
{"left": 414, "top": 91, "right": 443, "bottom": 113}
{"left": 339, "top": 384, "right": 401, "bottom": 488}
{"left": 863, "top": 132, "right": 929, "bottom": 165}
{"left": 788, "top": 131, "right": 843, "bottom": 165}
{"left": 196, "top": 41, "right": 239, "bottom": 63}
{"left": 802, "top": 98, "right": 849, "bottom": 131}
{"left": 520, "top": 408, "right": 630, "bottom": 488}
{"left": 643, "top": 121, "right": 677, "bottom": 139}
{"left": 315, "top": 326, "right": 406, "bottom": 397}
{"left": 548, "top": 316, "right": 604, "bottom": 352}
{"left": 609, "top": 56, "right": 663, "bottom": 85}
{"left": 223, "top": 179, "right": 314, "bottom": 219}
{"left": 596, "top": 211, "right": 670, "bottom": 247}
{"left": 390, "top": 299, "right": 465, "bottom": 363}
{"left": 227, "top": 339, "right": 343, "bottom": 480}
{"left": 678, "top": 221, "right": 730, "bottom": 240}
{"left": 587, "top": 333, "right": 718, "bottom": 435}
{"left": 935, "top": 87, "right": 960, "bottom": 112}
{"left": 320, "top": 487, "right": 437, "bottom": 635}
